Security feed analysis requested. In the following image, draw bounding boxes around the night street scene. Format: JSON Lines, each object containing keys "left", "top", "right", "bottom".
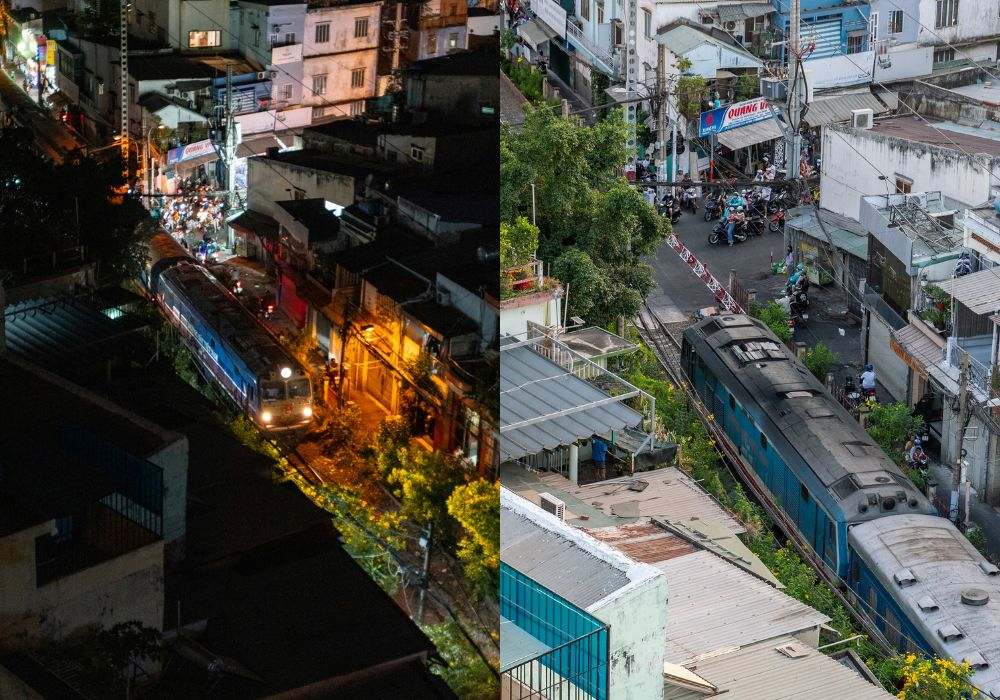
{"left": 500, "top": 0, "right": 1000, "bottom": 698}
{"left": 0, "top": 0, "right": 500, "bottom": 697}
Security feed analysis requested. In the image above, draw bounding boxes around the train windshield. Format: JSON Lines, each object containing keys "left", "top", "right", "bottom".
{"left": 287, "top": 378, "right": 311, "bottom": 399}
{"left": 261, "top": 381, "right": 286, "bottom": 401}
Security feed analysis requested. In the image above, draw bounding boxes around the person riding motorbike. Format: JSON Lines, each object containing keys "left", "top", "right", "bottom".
{"left": 723, "top": 192, "right": 747, "bottom": 245}
{"left": 725, "top": 206, "right": 747, "bottom": 246}
{"left": 859, "top": 364, "right": 877, "bottom": 400}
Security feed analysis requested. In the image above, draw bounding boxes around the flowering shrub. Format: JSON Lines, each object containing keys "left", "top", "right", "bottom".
{"left": 894, "top": 655, "right": 973, "bottom": 700}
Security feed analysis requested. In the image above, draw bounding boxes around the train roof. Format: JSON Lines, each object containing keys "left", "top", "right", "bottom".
{"left": 160, "top": 263, "right": 303, "bottom": 379}
{"left": 850, "top": 515, "right": 1000, "bottom": 697}
{"left": 684, "top": 314, "right": 930, "bottom": 522}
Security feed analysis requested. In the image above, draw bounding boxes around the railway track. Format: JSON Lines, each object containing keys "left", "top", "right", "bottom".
{"left": 636, "top": 304, "right": 894, "bottom": 655}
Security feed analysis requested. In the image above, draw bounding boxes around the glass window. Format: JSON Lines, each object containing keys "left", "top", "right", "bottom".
{"left": 889, "top": 10, "right": 903, "bottom": 33}
{"left": 351, "top": 67, "right": 365, "bottom": 88}
{"left": 448, "top": 32, "right": 460, "bottom": 49}
{"left": 312, "top": 106, "right": 326, "bottom": 119}
{"left": 287, "top": 378, "right": 311, "bottom": 398}
{"left": 427, "top": 33, "right": 437, "bottom": 55}
{"left": 280, "top": 83, "right": 292, "bottom": 100}
{"left": 580, "top": 0, "right": 589, "bottom": 21}
{"left": 596, "top": 0, "right": 604, "bottom": 22}
{"left": 262, "top": 381, "right": 286, "bottom": 401}
{"left": 188, "top": 30, "right": 221, "bottom": 48}
{"left": 355, "top": 17, "right": 369, "bottom": 38}
{"left": 933, "top": 47, "right": 955, "bottom": 63}
{"left": 935, "top": 0, "right": 958, "bottom": 28}
{"left": 315, "top": 22, "right": 330, "bottom": 43}
{"left": 312, "top": 74, "right": 327, "bottom": 95}
{"left": 847, "top": 33, "right": 864, "bottom": 54}
{"left": 643, "top": 8, "right": 652, "bottom": 39}
{"left": 350, "top": 100, "right": 365, "bottom": 116}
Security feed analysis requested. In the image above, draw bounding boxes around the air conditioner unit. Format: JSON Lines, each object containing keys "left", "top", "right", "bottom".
{"left": 724, "top": 21, "right": 736, "bottom": 30}
{"left": 851, "top": 108, "right": 874, "bottom": 129}
{"left": 538, "top": 493, "right": 566, "bottom": 521}
{"left": 760, "top": 77, "right": 787, "bottom": 101}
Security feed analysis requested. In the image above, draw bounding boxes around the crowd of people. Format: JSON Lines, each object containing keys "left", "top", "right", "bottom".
{"left": 155, "top": 176, "right": 228, "bottom": 261}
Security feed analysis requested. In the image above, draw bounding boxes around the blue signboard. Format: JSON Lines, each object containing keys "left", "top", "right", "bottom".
{"left": 699, "top": 97, "right": 772, "bottom": 138}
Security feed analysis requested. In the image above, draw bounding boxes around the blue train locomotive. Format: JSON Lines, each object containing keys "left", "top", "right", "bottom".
{"left": 143, "top": 234, "right": 313, "bottom": 431}
{"left": 681, "top": 314, "right": 932, "bottom": 579}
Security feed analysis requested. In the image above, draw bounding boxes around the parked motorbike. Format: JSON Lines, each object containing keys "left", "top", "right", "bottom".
{"left": 776, "top": 288, "right": 809, "bottom": 327}
{"left": 768, "top": 204, "right": 787, "bottom": 233}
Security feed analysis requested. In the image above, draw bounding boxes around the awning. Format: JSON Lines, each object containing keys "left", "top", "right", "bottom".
{"left": 173, "top": 134, "right": 282, "bottom": 175}
{"left": 804, "top": 91, "right": 892, "bottom": 128}
{"left": 229, "top": 209, "right": 279, "bottom": 241}
{"left": 717, "top": 3, "right": 772, "bottom": 23}
{"left": 934, "top": 268, "right": 1000, "bottom": 315}
{"left": 716, "top": 70, "right": 737, "bottom": 79}
{"left": 517, "top": 19, "right": 551, "bottom": 49}
{"left": 500, "top": 340, "right": 643, "bottom": 461}
{"left": 717, "top": 118, "right": 783, "bottom": 150}
{"left": 890, "top": 323, "right": 945, "bottom": 378}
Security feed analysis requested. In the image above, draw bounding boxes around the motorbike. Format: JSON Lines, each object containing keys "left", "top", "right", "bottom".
{"left": 660, "top": 195, "right": 682, "bottom": 224}
{"left": 703, "top": 192, "right": 722, "bottom": 221}
{"left": 681, "top": 187, "right": 698, "bottom": 214}
{"left": 768, "top": 204, "right": 787, "bottom": 233}
{"left": 709, "top": 216, "right": 749, "bottom": 245}
{"left": 777, "top": 288, "right": 809, "bottom": 327}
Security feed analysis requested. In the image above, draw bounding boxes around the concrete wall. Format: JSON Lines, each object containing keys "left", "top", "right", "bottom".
{"left": 247, "top": 157, "right": 357, "bottom": 219}
{"left": 499, "top": 294, "right": 562, "bottom": 337}
{"left": 683, "top": 42, "right": 760, "bottom": 78}
{"left": 147, "top": 437, "right": 189, "bottom": 563}
{"left": 591, "top": 573, "right": 668, "bottom": 699}
{"left": 870, "top": 0, "right": 920, "bottom": 45}
{"left": 438, "top": 272, "right": 499, "bottom": 345}
{"left": 303, "top": 2, "right": 380, "bottom": 57}
{"left": 915, "top": 0, "right": 1000, "bottom": 48}
{"left": 0, "top": 523, "right": 163, "bottom": 648}
{"left": 820, "top": 124, "right": 1000, "bottom": 220}
{"left": 302, "top": 49, "right": 377, "bottom": 111}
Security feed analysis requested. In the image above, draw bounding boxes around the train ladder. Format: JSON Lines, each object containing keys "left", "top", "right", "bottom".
{"left": 666, "top": 234, "right": 745, "bottom": 314}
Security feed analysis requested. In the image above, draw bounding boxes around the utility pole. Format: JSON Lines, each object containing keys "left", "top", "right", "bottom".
{"left": 657, "top": 44, "right": 668, "bottom": 202}
{"left": 622, "top": 0, "right": 638, "bottom": 169}
{"left": 119, "top": 0, "right": 129, "bottom": 177}
{"left": 222, "top": 63, "right": 241, "bottom": 250}
{"left": 953, "top": 352, "right": 971, "bottom": 525}
{"left": 416, "top": 523, "right": 433, "bottom": 623}
{"left": 785, "top": 0, "right": 802, "bottom": 182}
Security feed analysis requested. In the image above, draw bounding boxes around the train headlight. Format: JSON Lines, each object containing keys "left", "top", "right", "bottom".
{"left": 280, "top": 366, "right": 292, "bottom": 379}
{"left": 302, "top": 405, "right": 313, "bottom": 418}
{"left": 261, "top": 410, "right": 273, "bottom": 424}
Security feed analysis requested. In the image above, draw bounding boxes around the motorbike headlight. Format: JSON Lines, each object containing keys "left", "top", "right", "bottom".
{"left": 302, "top": 405, "right": 312, "bottom": 418}
{"left": 261, "top": 410, "right": 272, "bottom": 424}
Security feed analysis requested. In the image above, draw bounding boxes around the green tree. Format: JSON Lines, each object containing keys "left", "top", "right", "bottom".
{"left": 735, "top": 73, "right": 760, "bottom": 101}
{"left": 675, "top": 72, "right": 709, "bottom": 121}
{"left": 751, "top": 301, "right": 792, "bottom": 343}
{"left": 553, "top": 248, "right": 602, "bottom": 320}
{"left": 447, "top": 479, "right": 500, "bottom": 597}
{"left": 424, "top": 622, "right": 499, "bottom": 699}
{"left": 500, "top": 216, "right": 539, "bottom": 270}
{"left": 865, "top": 402, "right": 924, "bottom": 464}
{"left": 387, "top": 448, "right": 470, "bottom": 532}
{"left": 803, "top": 342, "right": 837, "bottom": 382}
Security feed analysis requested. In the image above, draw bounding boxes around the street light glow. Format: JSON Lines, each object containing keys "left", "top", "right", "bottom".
{"left": 280, "top": 366, "right": 292, "bottom": 379}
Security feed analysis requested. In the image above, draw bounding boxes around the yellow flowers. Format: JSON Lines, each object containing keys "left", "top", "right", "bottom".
{"left": 894, "top": 654, "right": 973, "bottom": 700}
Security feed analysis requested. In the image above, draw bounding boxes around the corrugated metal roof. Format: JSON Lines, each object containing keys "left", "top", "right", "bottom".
{"left": 804, "top": 91, "right": 891, "bottom": 128}
{"left": 658, "top": 551, "right": 828, "bottom": 664}
{"left": 500, "top": 464, "right": 744, "bottom": 532}
{"left": 500, "top": 504, "right": 631, "bottom": 609}
{"left": 850, "top": 515, "right": 1000, "bottom": 697}
{"left": 716, "top": 3, "right": 772, "bottom": 23}
{"left": 589, "top": 522, "right": 698, "bottom": 563}
{"left": 658, "top": 24, "right": 761, "bottom": 66}
{"left": 663, "top": 636, "right": 893, "bottom": 700}
{"left": 934, "top": 268, "right": 1000, "bottom": 314}
{"left": 891, "top": 323, "right": 945, "bottom": 371}
{"left": 786, "top": 208, "right": 868, "bottom": 261}
{"left": 500, "top": 341, "right": 643, "bottom": 461}
{"left": 717, "top": 118, "right": 783, "bottom": 150}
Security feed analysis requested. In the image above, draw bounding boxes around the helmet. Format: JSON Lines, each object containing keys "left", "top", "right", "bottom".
{"left": 914, "top": 437, "right": 922, "bottom": 446}
{"left": 865, "top": 364, "right": 874, "bottom": 372}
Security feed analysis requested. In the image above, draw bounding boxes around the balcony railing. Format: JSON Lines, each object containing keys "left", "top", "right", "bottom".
{"left": 502, "top": 626, "right": 609, "bottom": 700}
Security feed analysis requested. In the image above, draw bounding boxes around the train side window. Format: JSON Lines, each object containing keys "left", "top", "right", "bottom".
{"left": 867, "top": 587, "right": 878, "bottom": 617}
{"left": 760, "top": 433, "right": 768, "bottom": 450}
{"left": 800, "top": 484, "right": 809, "bottom": 502}
{"left": 851, "top": 555, "right": 860, "bottom": 584}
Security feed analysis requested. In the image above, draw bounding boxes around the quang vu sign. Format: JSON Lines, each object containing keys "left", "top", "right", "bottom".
{"left": 698, "top": 97, "right": 773, "bottom": 138}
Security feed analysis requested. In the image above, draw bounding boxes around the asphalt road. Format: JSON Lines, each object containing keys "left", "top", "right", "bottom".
{"left": 0, "top": 68, "right": 85, "bottom": 162}
{"left": 647, "top": 202, "right": 865, "bottom": 377}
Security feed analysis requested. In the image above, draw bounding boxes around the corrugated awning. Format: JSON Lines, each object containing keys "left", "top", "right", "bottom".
{"left": 517, "top": 19, "right": 551, "bottom": 49}
{"left": 804, "top": 91, "right": 892, "bottom": 128}
{"left": 500, "top": 341, "right": 643, "bottom": 461}
{"left": 717, "top": 3, "right": 772, "bottom": 23}
{"left": 717, "top": 118, "right": 783, "bottom": 150}
{"left": 935, "top": 268, "right": 1000, "bottom": 314}
{"left": 229, "top": 209, "right": 279, "bottom": 240}
{"left": 891, "top": 323, "right": 945, "bottom": 377}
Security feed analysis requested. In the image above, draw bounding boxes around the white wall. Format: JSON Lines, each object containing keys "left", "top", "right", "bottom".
{"left": 915, "top": 0, "right": 1000, "bottom": 48}
{"left": 499, "top": 295, "right": 562, "bottom": 338}
{"left": 247, "top": 156, "right": 357, "bottom": 218}
{"left": 820, "top": 124, "right": 1000, "bottom": 220}
{"left": 591, "top": 574, "right": 669, "bottom": 699}
{"left": 683, "top": 42, "right": 760, "bottom": 78}
{"left": 148, "top": 436, "right": 188, "bottom": 563}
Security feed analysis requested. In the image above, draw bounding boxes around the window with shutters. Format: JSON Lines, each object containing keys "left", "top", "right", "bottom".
{"left": 315, "top": 23, "right": 330, "bottom": 43}
{"left": 935, "top": 0, "right": 958, "bottom": 28}
{"left": 643, "top": 8, "right": 652, "bottom": 39}
{"left": 350, "top": 100, "right": 365, "bottom": 116}
{"left": 312, "top": 74, "right": 327, "bottom": 96}
{"left": 280, "top": 83, "right": 292, "bottom": 100}
{"left": 889, "top": 10, "right": 903, "bottom": 33}
{"left": 427, "top": 33, "right": 437, "bottom": 55}
{"left": 596, "top": 0, "right": 604, "bottom": 22}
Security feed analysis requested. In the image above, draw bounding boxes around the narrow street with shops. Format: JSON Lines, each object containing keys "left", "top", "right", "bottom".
{"left": 0, "top": 66, "right": 84, "bottom": 161}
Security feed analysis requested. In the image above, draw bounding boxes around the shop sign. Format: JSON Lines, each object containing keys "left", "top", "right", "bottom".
{"left": 699, "top": 97, "right": 771, "bottom": 138}
{"left": 167, "top": 139, "right": 216, "bottom": 164}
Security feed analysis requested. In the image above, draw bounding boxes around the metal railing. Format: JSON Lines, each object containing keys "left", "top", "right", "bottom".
{"left": 563, "top": 20, "right": 618, "bottom": 77}
{"left": 502, "top": 626, "right": 609, "bottom": 700}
